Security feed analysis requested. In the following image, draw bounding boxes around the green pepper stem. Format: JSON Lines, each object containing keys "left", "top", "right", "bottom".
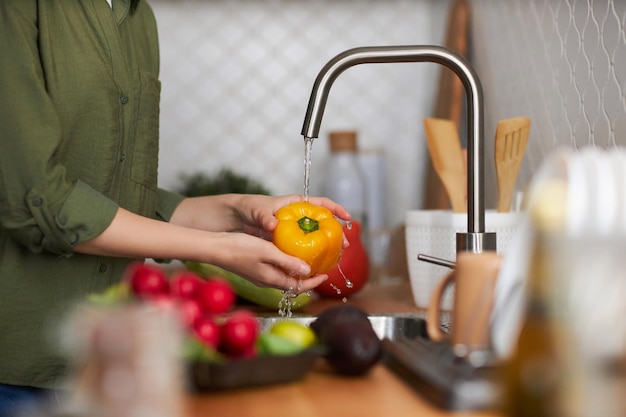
{"left": 298, "top": 216, "right": 319, "bottom": 233}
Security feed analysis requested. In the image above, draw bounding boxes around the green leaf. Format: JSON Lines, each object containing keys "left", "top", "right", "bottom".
{"left": 182, "top": 337, "right": 225, "bottom": 363}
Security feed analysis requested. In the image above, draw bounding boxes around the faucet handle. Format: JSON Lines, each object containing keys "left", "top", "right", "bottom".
{"left": 417, "top": 254, "right": 455, "bottom": 269}
{"left": 417, "top": 230, "right": 497, "bottom": 270}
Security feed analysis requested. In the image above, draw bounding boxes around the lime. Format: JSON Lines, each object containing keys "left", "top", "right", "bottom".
{"left": 257, "top": 333, "right": 303, "bottom": 356}
{"left": 269, "top": 320, "right": 317, "bottom": 349}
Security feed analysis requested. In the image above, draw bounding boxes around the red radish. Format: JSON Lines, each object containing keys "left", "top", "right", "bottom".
{"left": 177, "top": 298, "right": 204, "bottom": 328}
{"left": 197, "top": 278, "right": 235, "bottom": 315}
{"left": 193, "top": 316, "right": 221, "bottom": 349}
{"left": 128, "top": 263, "right": 169, "bottom": 298}
{"left": 220, "top": 310, "right": 259, "bottom": 355}
{"left": 170, "top": 271, "right": 203, "bottom": 299}
{"left": 228, "top": 344, "right": 257, "bottom": 359}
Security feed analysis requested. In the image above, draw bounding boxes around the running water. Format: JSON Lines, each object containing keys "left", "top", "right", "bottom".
{"left": 303, "top": 137, "right": 314, "bottom": 201}
{"left": 278, "top": 289, "right": 296, "bottom": 318}
{"left": 277, "top": 281, "right": 308, "bottom": 318}
{"left": 274, "top": 136, "right": 317, "bottom": 318}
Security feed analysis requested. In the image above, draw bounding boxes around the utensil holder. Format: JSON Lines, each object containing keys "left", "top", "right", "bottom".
{"left": 405, "top": 210, "right": 524, "bottom": 310}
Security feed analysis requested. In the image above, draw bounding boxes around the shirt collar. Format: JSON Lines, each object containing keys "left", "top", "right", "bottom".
{"left": 111, "top": 0, "right": 131, "bottom": 24}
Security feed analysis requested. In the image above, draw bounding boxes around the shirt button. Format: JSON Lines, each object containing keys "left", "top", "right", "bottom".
{"left": 32, "top": 197, "right": 43, "bottom": 207}
{"left": 120, "top": 96, "right": 129, "bottom": 105}
{"left": 99, "top": 264, "right": 108, "bottom": 273}
{"left": 119, "top": 153, "right": 126, "bottom": 162}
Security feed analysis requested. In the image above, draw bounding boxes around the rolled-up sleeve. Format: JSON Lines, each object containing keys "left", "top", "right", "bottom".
{"left": 23, "top": 182, "right": 119, "bottom": 256}
{"left": 156, "top": 188, "right": 185, "bottom": 222}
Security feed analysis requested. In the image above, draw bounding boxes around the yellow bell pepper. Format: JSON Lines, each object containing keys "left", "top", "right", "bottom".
{"left": 273, "top": 201, "right": 343, "bottom": 278}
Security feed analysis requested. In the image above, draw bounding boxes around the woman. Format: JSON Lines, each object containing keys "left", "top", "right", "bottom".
{"left": 0, "top": 1, "right": 350, "bottom": 414}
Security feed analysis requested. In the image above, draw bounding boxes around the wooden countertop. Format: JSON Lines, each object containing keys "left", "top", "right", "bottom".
{"left": 183, "top": 280, "right": 500, "bottom": 417}
{"left": 184, "top": 362, "right": 498, "bottom": 417}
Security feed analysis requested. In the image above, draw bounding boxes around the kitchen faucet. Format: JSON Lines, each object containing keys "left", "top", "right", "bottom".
{"left": 301, "top": 45, "right": 497, "bottom": 257}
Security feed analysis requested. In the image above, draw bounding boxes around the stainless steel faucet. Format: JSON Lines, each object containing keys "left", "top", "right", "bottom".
{"left": 301, "top": 45, "right": 497, "bottom": 256}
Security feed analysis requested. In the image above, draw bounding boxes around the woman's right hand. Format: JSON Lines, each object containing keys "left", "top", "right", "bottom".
{"left": 204, "top": 230, "right": 328, "bottom": 293}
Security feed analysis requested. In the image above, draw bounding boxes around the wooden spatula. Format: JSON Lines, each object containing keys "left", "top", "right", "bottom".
{"left": 422, "top": 0, "right": 470, "bottom": 210}
{"left": 424, "top": 118, "right": 467, "bottom": 213}
{"left": 495, "top": 116, "right": 530, "bottom": 212}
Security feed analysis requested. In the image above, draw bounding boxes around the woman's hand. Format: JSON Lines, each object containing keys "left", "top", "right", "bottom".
{"left": 170, "top": 193, "right": 351, "bottom": 247}
{"left": 232, "top": 194, "right": 351, "bottom": 243}
{"left": 203, "top": 229, "right": 331, "bottom": 292}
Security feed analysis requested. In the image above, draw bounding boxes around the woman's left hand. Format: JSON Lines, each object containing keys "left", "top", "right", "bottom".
{"left": 236, "top": 194, "right": 351, "bottom": 247}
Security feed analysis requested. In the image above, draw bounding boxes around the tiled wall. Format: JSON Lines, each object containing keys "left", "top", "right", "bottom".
{"left": 153, "top": 0, "right": 626, "bottom": 228}
{"left": 471, "top": 0, "right": 626, "bottom": 205}
{"left": 152, "top": 0, "right": 450, "bottom": 229}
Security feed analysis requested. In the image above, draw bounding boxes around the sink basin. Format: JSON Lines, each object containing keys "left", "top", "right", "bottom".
{"left": 257, "top": 313, "right": 428, "bottom": 340}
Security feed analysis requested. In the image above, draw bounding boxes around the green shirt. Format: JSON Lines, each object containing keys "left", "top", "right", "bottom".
{"left": 0, "top": 0, "right": 184, "bottom": 388}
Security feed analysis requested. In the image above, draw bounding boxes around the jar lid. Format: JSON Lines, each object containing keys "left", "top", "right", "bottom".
{"left": 329, "top": 131, "right": 358, "bottom": 152}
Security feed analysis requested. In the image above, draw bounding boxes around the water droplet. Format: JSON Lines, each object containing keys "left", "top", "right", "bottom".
{"left": 337, "top": 265, "right": 353, "bottom": 288}
{"left": 278, "top": 289, "right": 297, "bottom": 318}
{"left": 342, "top": 297, "right": 348, "bottom": 303}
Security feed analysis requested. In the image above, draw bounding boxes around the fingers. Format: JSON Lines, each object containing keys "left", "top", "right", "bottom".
{"left": 275, "top": 273, "right": 327, "bottom": 294}
{"left": 306, "top": 196, "right": 351, "bottom": 221}
{"left": 247, "top": 264, "right": 325, "bottom": 294}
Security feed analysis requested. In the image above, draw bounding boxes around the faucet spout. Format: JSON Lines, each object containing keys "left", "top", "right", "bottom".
{"left": 301, "top": 45, "right": 496, "bottom": 253}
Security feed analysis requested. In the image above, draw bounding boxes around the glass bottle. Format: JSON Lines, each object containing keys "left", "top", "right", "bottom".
{"left": 500, "top": 230, "right": 561, "bottom": 417}
{"left": 323, "top": 130, "right": 367, "bottom": 229}
{"left": 500, "top": 184, "right": 566, "bottom": 417}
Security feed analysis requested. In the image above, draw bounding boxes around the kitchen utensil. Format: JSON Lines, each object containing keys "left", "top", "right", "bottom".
{"left": 424, "top": 118, "right": 467, "bottom": 213}
{"left": 494, "top": 116, "right": 530, "bottom": 212}
{"left": 422, "top": 0, "right": 471, "bottom": 210}
{"left": 427, "top": 251, "right": 502, "bottom": 354}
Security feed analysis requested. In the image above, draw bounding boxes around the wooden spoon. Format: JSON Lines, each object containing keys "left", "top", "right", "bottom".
{"left": 424, "top": 118, "right": 467, "bottom": 213}
{"left": 495, "top": 116, "right": 530, "bottom": 212}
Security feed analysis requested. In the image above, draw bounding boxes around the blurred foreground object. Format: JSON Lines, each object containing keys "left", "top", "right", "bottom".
{"left": 499, "top": 147, "right": 626, "bottom": 417}
{"left": 63, "top": 304, "right": 184, "bottom": 417}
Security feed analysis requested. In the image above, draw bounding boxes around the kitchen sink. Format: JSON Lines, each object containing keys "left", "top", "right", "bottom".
{"left": 257, "top": 313, "right": 428, "bottom": 341}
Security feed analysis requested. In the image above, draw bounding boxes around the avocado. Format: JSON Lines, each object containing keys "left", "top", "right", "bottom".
{"left": 323, "top": 319, "right": 382, "bottom": 376}
{"left": 310, "top": 304, "right": 370, "bottom": 339}
{"left": 310, "top": 304, "right": 381, "bottom": 376}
